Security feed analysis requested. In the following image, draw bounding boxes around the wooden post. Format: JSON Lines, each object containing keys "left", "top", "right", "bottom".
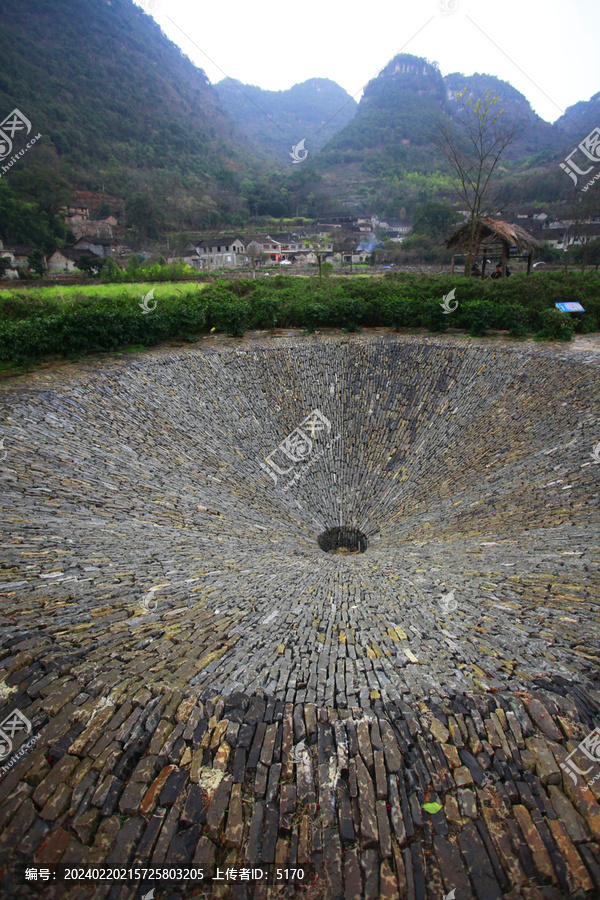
{"left": 481, "top": 256, "right": 487, "bottom": 279}
{"left": 501, "top": 242, "right": 508, "bottom": 278}
{"left": 451, "top": 253, "right": 455, "bottom": 276}
{"left": 526, "top": 252, "right": 532, "bottom": 275}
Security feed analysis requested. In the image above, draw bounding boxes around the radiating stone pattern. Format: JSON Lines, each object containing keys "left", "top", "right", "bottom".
{"left": 0, "top": 333, "right": 599, "bottom": 897}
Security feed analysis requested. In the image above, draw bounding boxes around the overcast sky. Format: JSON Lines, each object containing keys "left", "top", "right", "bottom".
{"left": 140, "top": 0, "right": 600, "bottom": 125}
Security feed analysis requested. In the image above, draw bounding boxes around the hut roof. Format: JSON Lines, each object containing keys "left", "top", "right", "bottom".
{"left": 445, "top": 217, "right": 544, "bottom": 254}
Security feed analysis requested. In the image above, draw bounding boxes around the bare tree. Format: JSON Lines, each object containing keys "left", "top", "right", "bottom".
{"left": 246, "top": 243, "right": 268, "bottom": 278}
{"left": 333, "top": 228, "right": 358, "bottom": 273}
{"left": 435, "top": 88, "right": 521, "bottom": 275}
{"left": 307, "top": 235, "right": 330, "bottom": 281}
{"left": 562, "top": 192, "right": 597, "bottom": 272}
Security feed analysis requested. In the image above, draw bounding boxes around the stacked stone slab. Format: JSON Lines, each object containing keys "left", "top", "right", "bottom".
{"left": 0, "top": 333, "right": 599, "bottom": 897}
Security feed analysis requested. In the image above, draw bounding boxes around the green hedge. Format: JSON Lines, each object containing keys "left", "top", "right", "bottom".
{"left": 0, "top": 293, "right": 207, "bottom": 364}
{"left": 534, "top": 308, "right": 574, "bottom": 341}
{"left": 1, "top": 271, "right": 599, "bottom": 364}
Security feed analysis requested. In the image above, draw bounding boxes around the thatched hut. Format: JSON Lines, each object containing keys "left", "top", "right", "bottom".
{"left": 445, "top": 217, "right": 544, "bottom": 277}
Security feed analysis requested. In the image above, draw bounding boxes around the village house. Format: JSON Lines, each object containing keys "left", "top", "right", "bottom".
{"left": 545, "top": 223, "right": 600, "bottom": 250}
{"left": 522, "top": 225, "right": 563, "bottom": 249}
{"left": 244, "top": 234, "right": 278, "bottom": 260}
{"left": 568, "top": 223, "right": 600, "bottom": 245}
{"left": 512, "top": 211, "right": 600, "bottom": 250}
{"left": 296, "top": 249, "right": 318, "bottom": 265}
{"left": 244, "top": 233, "right": 329, "bottom": 264}
{"left": 356, "top": 215, "right": 378, "bottom": 228}
{"left": 100, "top": 215, "right": 118, "bottom": 228}
{"left": 383, "top": 217, "right": 413, "bottom": 235}
{"left": 47, "top": 247, "right": 102, "bottom": 272}
{"left": 543, "top": 233, "right": 566, "bottom": 250}
{"left": 0, "top": 244, "right": 49, "bottom": 276}
{"left": 194, "top": 235, "right": 247, "bottom": 268}
{"left": 316, "top": 215, "right": 355, "bottom": 229}
{"left": 313, "top": 214, "right": 413, "bottom": 254}
{"left": 8, "top": 245, "right": 40, "bottom": 267}
{"left": 515, "top": 209, "right": 549, "bottom": 223}
{"left": 62, "top": 201, "right": 90, "bottom": 227}
{"left": 72, "top": 237, "right": 121, "bottom": 258}
{"left": 0, "top": 240, "right": 13, "bottom": 265}
{"left": 61, "top": 188, "right": 123, "bottom": 239}
{"left": 0, "top": 241, "right": 18, "bottom": 278}
{"left": 166, "top": 243, "right": 202, "bottom": 267}
{"left": 268, "top": 233, "right": 308, "bottom": 255}
{"left": 264, "top": 233, "right": 334, "bottom": 263}
{"left": 340, "top": 250, "right": 371, "bottom": 265}
{"left": 175, "top": 231, "right": 339, "bottom": 268}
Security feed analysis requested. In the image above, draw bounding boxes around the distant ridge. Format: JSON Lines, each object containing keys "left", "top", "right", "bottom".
{"left": 215, "top": 77, "right": 358, "bottom": 163}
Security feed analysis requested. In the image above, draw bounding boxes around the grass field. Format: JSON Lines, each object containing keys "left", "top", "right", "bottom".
{"left": 0, "top": 282, "right": 209, "bottom": 303}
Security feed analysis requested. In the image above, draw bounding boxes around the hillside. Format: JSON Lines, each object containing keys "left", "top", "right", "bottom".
{"left": 297, "top": 54, "right": 577, "bottom": 218}
{"left": 215, "top": 77, "right": 358, "bottom": 164}
{"left": 303, "top": 54, "right": 461, "bottom": 216}
{"left": 0, "top": 0, "right": 262, "bottom": 245}
{"left": 554, "top": 91, "right": 600, "bottom": 145}
{"left": 444, "top": 72, "right": 557, "bottom": 161}
{"left": 0, "top": 4, "right": 594, "bottom": 245}
{"left": 321, "top": 55, "right": 447, "bottom": 164}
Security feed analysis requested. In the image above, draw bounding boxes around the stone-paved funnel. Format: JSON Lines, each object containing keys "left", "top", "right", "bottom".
{"left": 0, "top": 335, "right": 599, "bottom": 707}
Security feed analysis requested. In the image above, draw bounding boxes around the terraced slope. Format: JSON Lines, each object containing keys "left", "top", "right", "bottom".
{"left": 0, "top": 333, "right": 599, "bottom": 898}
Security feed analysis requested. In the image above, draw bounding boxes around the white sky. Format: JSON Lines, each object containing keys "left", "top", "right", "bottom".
{"left": 140, "top": 0, "right": 600, "bottom": 125}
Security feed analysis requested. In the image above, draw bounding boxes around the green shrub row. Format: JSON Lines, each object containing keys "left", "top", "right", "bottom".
{"left": 0, "top": 296, "right": 206, "bottom": 364}
{"left": 0, "top": 271, "right": 596, "bottom": 363}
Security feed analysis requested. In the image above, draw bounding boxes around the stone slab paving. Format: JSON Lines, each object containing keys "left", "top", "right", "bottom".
{"left": 0, "top": 332, "right": 599, "bottom": 898}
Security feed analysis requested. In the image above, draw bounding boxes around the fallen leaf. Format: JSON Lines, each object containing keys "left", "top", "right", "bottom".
{"left": 423, "top": 801, "right": 443, "bottom": 814}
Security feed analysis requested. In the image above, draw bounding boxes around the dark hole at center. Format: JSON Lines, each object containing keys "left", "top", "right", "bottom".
{"left": 318, "top": 526, "right": 368, "bottom": 555}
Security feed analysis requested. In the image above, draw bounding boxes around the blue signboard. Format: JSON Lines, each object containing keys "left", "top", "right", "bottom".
{"left": 556, "top": 302, "right": 585, "bottom": 312}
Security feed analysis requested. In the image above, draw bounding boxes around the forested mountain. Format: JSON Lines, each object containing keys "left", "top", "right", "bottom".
{"left": 444, "top": 72, "right": 557, "bottom": 160}
{"left": 320, "top": 55, "right": 447, "bottom": 166}
{"left": 0, "top": 0, "right": 261, "bottom": 247}
{"left": 215, "top": 78, "right": 357, "bottom": 164}
{"left": 296, "top": 55, "right": 449, "bottom": 217}
{"left": 0, "top": 0, "right": 239, "bottom": 177}
{"left": 298, "top": 54, "right": 587, "bottom": 219}
{"left": 0, "top": 3, "right": 595, "bottom": 247}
